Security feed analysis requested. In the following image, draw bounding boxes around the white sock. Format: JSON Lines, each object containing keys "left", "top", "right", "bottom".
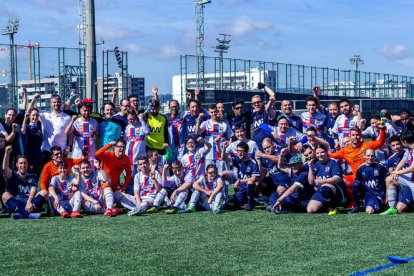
{"left": 105, "top": 190, "right": 114, "bottom": 209}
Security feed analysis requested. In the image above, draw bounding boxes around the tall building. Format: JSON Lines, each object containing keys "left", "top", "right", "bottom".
{"left": 97, "top": 73, "right": 145, "bottom": 109}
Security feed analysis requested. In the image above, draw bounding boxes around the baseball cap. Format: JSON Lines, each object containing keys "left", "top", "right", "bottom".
{"left": 288, "top": 154, "right": 303, "bottom": 164}
{"left": 82, "top": 98, "right": 93, "bottom": 103}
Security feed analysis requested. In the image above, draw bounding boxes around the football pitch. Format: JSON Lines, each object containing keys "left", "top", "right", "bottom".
{"left": 1, "top": 209, "right": 414, "bottom": 275}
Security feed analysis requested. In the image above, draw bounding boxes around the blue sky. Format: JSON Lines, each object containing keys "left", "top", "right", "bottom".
{"left": 1, "top": 0, "right": 414, "bottom": 95}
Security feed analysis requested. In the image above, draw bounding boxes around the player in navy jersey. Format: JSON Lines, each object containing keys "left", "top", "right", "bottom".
{"left": 222, "top": 141, "right": 260, "bottom": 211}
{"left": 272, "top": 147, "right": 315, "bottom": 213}
{"left": 256, "top": 138, "right": 292, "bottom": 207}
{"left": 182, "top": 99, "right": 209, "bottom": 137}
{"left": 350, "top": 148, "right": 387, "bottom": 214}
{"left": 387, "top": 135, "right": 406, "bottom": 172}
{"left": 273, "top": 99, "right": 303, "bottom": 132}
{"left": 323, "top": 102, "right": 340, "bottom": 150}
{"left": 2, "top": 145, "right": 46, "bottom": 219}
{"left": 307, "top": 144, "right": 347, "bottom": 215}
{"left": 250, "top": 83, "right": 277, "bottom": 150}
{"left": 227, "top": 99, "right": 252, "bottom": 139}
{"left": 382, "top": 130, "right": 414, "bottom": 215}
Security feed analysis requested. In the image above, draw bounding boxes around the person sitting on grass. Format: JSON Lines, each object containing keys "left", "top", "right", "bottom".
{"left": 78, "top": 158, "right": 119, "bottom": 217}
{"left": 307, "top": 144, "right": 348, "bottom": 216}
{"left": 147, "top": 161, "right": 194, "bottom": 214}
{"left": 2, "top": 145, "right": 47, "bottom": 219}
{"left": 272, "top": 145, "right": 315, "bottom": 214}
{"left": 114, "top": 156, "right": 161, "bottom": 216}
{"left": 382, "top": 130, "right": 414, "bottom": 215}
{"left": 221, "top": 141, "right": 260, "bottom": 211}
{"left": 182, "top": 164, "right": 224, "bottom": 214}
{"left": 48, "top": 162, "right": 82, "bottom": 218}
{"left": 349, "top": 148, "right": 387, "bottom": 214}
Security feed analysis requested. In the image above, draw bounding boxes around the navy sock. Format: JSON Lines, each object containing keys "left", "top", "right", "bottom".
{"left": 247, "top": 184, "right": 255, "bottom": 207}
{"left": 5, "top": 198, "right": 29, "bottom": 217}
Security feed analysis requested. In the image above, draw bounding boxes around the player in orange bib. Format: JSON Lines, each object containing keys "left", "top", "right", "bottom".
{"left": 329, "top": 126, "right": 386, "bottom": 206}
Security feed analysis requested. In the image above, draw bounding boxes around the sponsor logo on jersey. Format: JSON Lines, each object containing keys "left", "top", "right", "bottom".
{"left": 374, "top": 170, "right": 379, "bottom": 176}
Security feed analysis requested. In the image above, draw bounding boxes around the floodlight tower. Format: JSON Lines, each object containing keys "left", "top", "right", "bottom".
{"left": 195, "top": 0, "right": 211, "bottom": 91}
{"left": 350, "top": 54, "right": 364, "bottom": 96}
{"left": 214, "top": 33, "right": 231, "bottom": 89}
{"left": 350, "top": 54, "right": 364, "bottom": 72}
{"left": 2, "top": 18, "right": 19, "bottom": 108}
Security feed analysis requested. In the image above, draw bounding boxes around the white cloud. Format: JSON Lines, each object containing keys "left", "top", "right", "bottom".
{"left": 226, "top": 15, "right": 272, "bottom": 36}
{"left": 378, "top": 43, "right": 408, "bottom": 60}
{"left": 96, "top": 26, "right": 128, "bottom": 40}
{"left": 159, "top": 44, "right": 182, "bottom": 59}
{"left": 123, "top": 44, "right": 147, "bottom": 55}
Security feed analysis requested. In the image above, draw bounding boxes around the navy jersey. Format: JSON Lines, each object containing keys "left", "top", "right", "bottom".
{"left": 229, "top": 112, "right": 252, "bottom": 139}
{"left": 312, "top": 158, "right": 343, "bottom": 183}
{"left": 23, "top": 122, "right": 43, "bottom": 156}
{"left": 183, "top": 113, "right": 209, "bottom": 136}
{"left": 273, "top": 111, "right": 302, "bottom": 132}
{"left": 354, "top": 163, "right": 387, "bottom": 198}
{"left": 250, "top": 110, "right": 273, "bottom": 149}
{"left": 387, "top": 151, "right": 407, "bottom": 171}
{"left": 261, "top": 156, "right": 291, "bottom": 186}
{"left": 232, "top": 157, "right": 260, "bottom": 188}
{"left": 323, "top": 107, "right": 338, "bottom": 149}
{"left": 5, "top": 171, "right": 38, "bottom": 198}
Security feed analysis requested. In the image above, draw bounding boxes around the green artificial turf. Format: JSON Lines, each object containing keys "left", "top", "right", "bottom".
{"left": 1, "top": 210, "right": 414, "bottom": 275}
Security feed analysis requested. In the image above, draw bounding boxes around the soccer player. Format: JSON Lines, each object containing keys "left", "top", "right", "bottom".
{"left": 222, "top": 124, "right": 258, "bottom": 161}
{"left": 382, "top": 131, "right": 414, "bottom": 215}
{"left": 99, "top": 102, "right": 126, "bottom": 148}
{"left": 331, "top": 98, "right": 361, "bottom": 150}
{"left": 308, "top": 144, "right": 347, "bottom": 215}
{"left": 95, "top": 139, "right": 132, "bottom": 193}
{"left": 272, "top": 147, "right": 315, "bottom": 213}
{"left": 115, "top": 156, "right": 162, "bottom": 216}
{"left": 222, "top": 141, "right": 260, "bottom": 211}
{"left": 39, "top": 145, "right": 82, "bottom": 192}
{"left": 301, "top": 96, "right": 326, "bottom": 138}
{"left": 349, "top": 148, "right": 387, "bottom": 214}
{"left": 48, "top": 162, "right": 82, "bottom": 218}
{"left": 165, "top": 99, "right": 186, "bottom": 162}
{"left": 65, "top": 102, "right": 99, "bottom": 160}
{"left": 387, "top": 135, "right": 407, "bottom": 173}
{"left": 78, "top": 159, "right": 117, "bottom": 216}
{"left": 146, "top": 98, "right": 169, "bottom": 154}
{"left": 147, "top": 148, "right": 169, "bottom": 175}
{"left": 250, "top": 83, "right": 277, "bottom": 150}
{"left": 181, "top": 136, "right": 211, "bottom": 179}
{"left": 147, "top": 161, "right": 194, "bottom": 214}
{"left": 196, "top": 104, "right": 232, "bottom": 172}
{"left": 275, "top": 99, "right": 302, "bottom": 132}
{"left": 182, "top": 164, "right": 224, "bottom": 214}
{"left": 183, "top": 99, "right": 209, "bottom": 138}
{"left": 270, "top": 115, "right": 303, "bottom": 146}
{"left": 124, "top": 110, "right": 150, "bottom": 192}
{"left": 227, "top": 99, "right": 252, "bottom": 139}
{"left": 329, "top": 126, "right": 386, "bottom": 204}
{"left": 2, "top": 145, "right": 46, "bottom": 219}
{"left": 256, "top": 138, "right": 292, "bottom": 208}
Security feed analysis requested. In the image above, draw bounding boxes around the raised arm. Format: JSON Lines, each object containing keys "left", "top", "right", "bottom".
{"left": 65, "top": 115, "right": 77, "bottom": 135}
{"left": 2, "top": 145, "right": 13, "bottom": 179}
{"left": 152, "top": 85, "right": 159, "bottom": 101}
{"left": 21, "top": 87, "right": 28, "bottom": 111}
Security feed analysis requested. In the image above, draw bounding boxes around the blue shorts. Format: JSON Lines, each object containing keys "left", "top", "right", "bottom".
{"left": 398, "top": 185, "right": 414, "bottom": 207}
{"left": 364, "top": 193, "right": 385, "bottom": 213}
{"left": 311, "top": 184, "right": 347, "bottom": 207}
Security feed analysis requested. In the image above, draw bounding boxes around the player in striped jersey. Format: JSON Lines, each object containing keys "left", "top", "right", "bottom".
{"left": 181, "top": 136, "right": 211, "bottom": 179}
{"left": 182, "top": 164, "right": 224, "bottom": 214}
{"left": 115, "top": 156, "right": 162, "bottom": 216}
{"left": 223, "top": 124, "right": 259, "bottom": 161}
{"left": 147, "top": 161, "right": 194, "bottom": 214}
{"left": 124, "top": 110, "right": 150, "bottom": 193}
{"left": 77, "top": 159, "right": 119, "bottom": 216}
{"left": 331, "top": 98, "right": 361, "bottom": 150}
{"left": 196, "top": 104, "right": 232, "bottom": 172}
{"left": 48, "top": 162, "right": 82, "bottom": 218}
{"left": 165, "top": 100, "right": 186, "bottom": 162}
{"left": 270, "top": 116, "right": 303, "bottom": 146}
{"left": 301, "top": 96, "right": 326, "bottom": 138}
{"left": 65, "top": 102, "right": 99, "bottom": 160}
